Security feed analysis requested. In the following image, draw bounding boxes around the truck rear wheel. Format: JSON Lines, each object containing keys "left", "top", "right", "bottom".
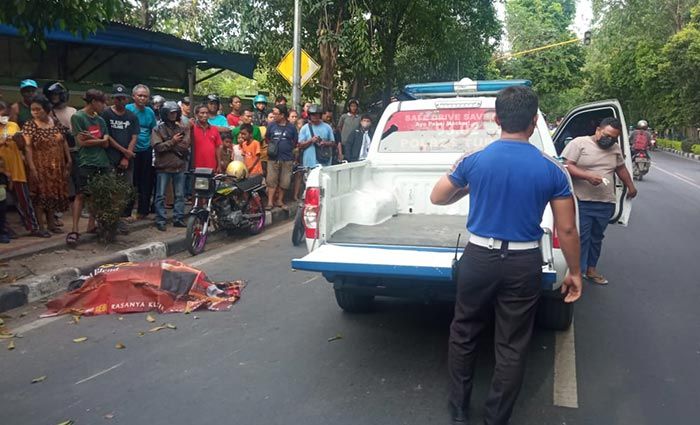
{"left": 536, "top": 290, "right": 574, "bottom": 331}
{"left": 334, "top": 290, "right": 374, "bottom": 313}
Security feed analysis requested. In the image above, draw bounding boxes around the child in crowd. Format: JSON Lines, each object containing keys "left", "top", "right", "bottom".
{"left": 220, "top": 131, "right": 234, "bottom": 166}
{"left": 0, "top": 157, "right": 11, "bottom": 243}
{"left": 239, "top": 124, "right": 262, "bottom": 176}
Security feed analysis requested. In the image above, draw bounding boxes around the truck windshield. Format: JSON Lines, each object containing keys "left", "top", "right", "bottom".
{"left": 378, "top": 108, "right": 543, "bottom": 153}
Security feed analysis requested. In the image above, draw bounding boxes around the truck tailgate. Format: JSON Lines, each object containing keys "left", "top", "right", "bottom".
{"left": 292, "top": 244, "right": 458, "bottom": 281}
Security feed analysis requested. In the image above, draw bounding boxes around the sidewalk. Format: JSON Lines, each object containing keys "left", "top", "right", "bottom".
{"left": 659, "top": 147, "right": 700, "bottom": 161}
{"left": 0, "top": 204, "right": 295, "bottom": 312}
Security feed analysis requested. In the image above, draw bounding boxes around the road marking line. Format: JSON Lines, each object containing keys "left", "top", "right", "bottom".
{"left": 11, "top": 316, "right": 63, "bottom": 334}
{"left": 189, "top": 222, "right": 294, "bottom": 267}
{"left": 652, "top": 165, "right": 700, "bottom": 190}
{"left": 673, "top": 172, "right": 696, "bottom": 183}
{"left": 75, "top": 362, "right": 123, "bottom": 385}
{"left": 553, "top": 320, "right": 578, "bottom": 408}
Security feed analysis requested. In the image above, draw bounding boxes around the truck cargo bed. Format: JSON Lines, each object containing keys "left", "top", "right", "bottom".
{"left": 329, "top": 214, "right": 468, "bottom": 248}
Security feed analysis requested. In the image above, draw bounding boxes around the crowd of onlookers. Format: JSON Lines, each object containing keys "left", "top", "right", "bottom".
{"left": 0, "top": 79, "right": 375, "bottom": 244}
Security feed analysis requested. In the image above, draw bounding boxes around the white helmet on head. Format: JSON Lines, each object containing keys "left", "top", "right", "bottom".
{"left": 636, "top": 120, "right": 648, "bottom": 129}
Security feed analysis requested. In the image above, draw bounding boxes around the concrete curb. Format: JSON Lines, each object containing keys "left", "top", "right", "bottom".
{"left": 0, "top": 207, "right": 293, "bottom": 312}
{"left": 660, "top": 147, "right": 700, "bottom": 161}
{"left": 3, "top": 220, "right": 154, "bottom": 263}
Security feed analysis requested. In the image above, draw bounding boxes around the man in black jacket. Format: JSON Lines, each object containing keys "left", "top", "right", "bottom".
{"left": 343, "top": 114, "right": 373, "bottom": 162}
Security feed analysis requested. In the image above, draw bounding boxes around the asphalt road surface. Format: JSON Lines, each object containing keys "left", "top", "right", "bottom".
{"left": 1, "top": 151, "right": 698, "bottom": 425}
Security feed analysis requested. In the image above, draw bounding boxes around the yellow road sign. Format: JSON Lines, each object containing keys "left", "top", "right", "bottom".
{"left": 276, "top": 48, "right": 321, "bottom": 87}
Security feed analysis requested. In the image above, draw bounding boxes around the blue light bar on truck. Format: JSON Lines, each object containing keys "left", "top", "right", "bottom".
{"left": 403, "top": 78, "right": 532, "bottom": 99}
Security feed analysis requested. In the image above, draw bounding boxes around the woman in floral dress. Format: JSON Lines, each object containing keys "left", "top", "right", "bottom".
{"left": 23, "top": 95, "right": 72, "bottom": 237}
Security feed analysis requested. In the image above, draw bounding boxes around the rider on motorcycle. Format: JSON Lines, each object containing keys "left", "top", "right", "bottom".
{"left": 630, "top": 120, "right": 653, "bottom": 158}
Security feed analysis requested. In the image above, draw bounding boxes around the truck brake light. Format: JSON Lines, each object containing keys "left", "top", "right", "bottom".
{"left": 304, "top": 187, "right": 320, "bottom": 239}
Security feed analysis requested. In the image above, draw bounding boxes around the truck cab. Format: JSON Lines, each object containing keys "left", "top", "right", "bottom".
{"left": 292, "top": 78, "right": 632, "bottom": 330}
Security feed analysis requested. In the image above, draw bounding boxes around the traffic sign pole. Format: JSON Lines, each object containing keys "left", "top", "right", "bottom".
{"left": 292, "top": 0, "right": 302, "bottom": 111}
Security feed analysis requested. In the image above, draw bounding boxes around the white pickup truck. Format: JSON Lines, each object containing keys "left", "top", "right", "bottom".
{"left": 292, "top": 79, "right": 633, "bottom": 330}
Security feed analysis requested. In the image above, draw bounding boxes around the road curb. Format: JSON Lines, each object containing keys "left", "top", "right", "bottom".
{"left": 2, "top": 220, "right": 154, "bottom": 263}
{"left": 660, "top": 147, "right": 700, "bottom": 161}
{"left": 0, "top": 208, "right": 293, "bottom": 312}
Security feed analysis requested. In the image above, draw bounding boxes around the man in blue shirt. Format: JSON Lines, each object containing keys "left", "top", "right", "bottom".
{"left": 298, "top": 104, "right": 336, "bottom": 168}
{"left": 431, "top": 86, "right": 582, "bottom": 425}
{"left": 126, "top": 84, "right": 158, "bottom": 219}
{"left": 265, "top": 104, "right": 297, "bottom": 210}
{"left": 205, "top": 94, "right": 229, "bottom": 131}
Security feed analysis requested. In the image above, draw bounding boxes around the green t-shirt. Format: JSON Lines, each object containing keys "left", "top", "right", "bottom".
{"left": 71, "top": 110, "right": 111, "bottom": 168}
{"left": 231, "top": 125, "right": 262, "bottom": 144}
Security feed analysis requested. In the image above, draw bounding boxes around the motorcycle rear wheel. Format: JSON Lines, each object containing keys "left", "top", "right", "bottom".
{"left": 186, "top": 215, "right": 208, "bottom": 256}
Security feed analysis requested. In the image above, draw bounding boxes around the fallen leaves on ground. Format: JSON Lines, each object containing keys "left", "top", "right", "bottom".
{"left": 72, "top": 337, "right": 88, "bottom": 343}
{"left": 115, "top": 342, "right": 126, "bottom": 349}
{"left": 0, "top": 332, "right": 15, "bottom": 339}
{"left": 31, "top": 375, "right": 47, "bottom": 384}
{"left": 7, "top": 340, "right": 15, "bottom": 350}
{"left": 166, "top": 323, "right": 176, "bottom": 329}
{"left": 104, "top": 413, "right": 115, "bottom": 419}
{"left": 149, "top": 323, "right": 177, "bottom": 332}
{"left": 146, "top": 313, "right": 156, "bottom": 323}
{"left": 71, "top": 315, "right": 80, "bottom": 325}
{"left": 327, "top": 334, "right": 343, "bottom": 342}
{"left": 56, "top": 421, "right": 74, "bottom": 425}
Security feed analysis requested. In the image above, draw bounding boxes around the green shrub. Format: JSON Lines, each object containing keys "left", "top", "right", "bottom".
{"left": 86, "top": 172, "right": 134, "bottom": 243}
{"left": 692, "top": 144, "right": 700, "bottom": 155}
{"left": 657, "top": 138, "right": 683, "bottom": 150}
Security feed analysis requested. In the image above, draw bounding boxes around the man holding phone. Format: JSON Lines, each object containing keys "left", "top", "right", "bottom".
{"left": 151, "top": 101, "right": 190, "bottom": 231}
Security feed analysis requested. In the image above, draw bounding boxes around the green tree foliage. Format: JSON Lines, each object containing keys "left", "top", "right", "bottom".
{"left": 0, "top": 0, "right": 122, "bottom": 48}
{"left": 585, "top": 0, "right": 698, "bottom": 133}
{"left": 501, "top": 0, "right": 585, "bottom": 119}
{"left": 200, "top": 0, "right": 500, "bottom": 108}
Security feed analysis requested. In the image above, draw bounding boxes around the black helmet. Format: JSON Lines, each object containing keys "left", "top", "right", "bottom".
{"left": 160, "top": 101, "right": 181, "bottom": 122}
{"left": 307, "top": 104, "right": 322, "bottom": 116}
{"left": 206, "top": 94, "right": 220, "bottom": 104}
{"left": 43, "top": 82, "right": 69, "bottom": 105}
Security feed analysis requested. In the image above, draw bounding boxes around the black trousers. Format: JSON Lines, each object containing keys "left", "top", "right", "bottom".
{"left": 129, "top": 149, "right": 155, "bottom": 217}
{"left": 448, "top": 243, "right": 542, "bottom": 425}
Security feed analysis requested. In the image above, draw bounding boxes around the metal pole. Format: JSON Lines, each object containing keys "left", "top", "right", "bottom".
{"left": 292, "top": 0, "right": 302, "bottom": 111}
{"left": 187, "top": 66, "right": 195, "bottom": 118}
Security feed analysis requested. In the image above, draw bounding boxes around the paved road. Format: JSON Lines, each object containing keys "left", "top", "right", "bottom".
{"left": 1, "top": 151, "right": 698, "bottom": 425}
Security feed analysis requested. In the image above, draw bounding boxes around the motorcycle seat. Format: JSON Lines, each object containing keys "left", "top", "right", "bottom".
{"left": 235, "top": 174, "right": 264, "bottom": 192}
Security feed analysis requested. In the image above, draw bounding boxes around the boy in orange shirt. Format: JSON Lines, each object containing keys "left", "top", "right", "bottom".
{"left": 239, "top": 124, "right": 263, "bottom": 176}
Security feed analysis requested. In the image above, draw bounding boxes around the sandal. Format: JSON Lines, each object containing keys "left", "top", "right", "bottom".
{"left": 66, "top": 232, "right": 80, "bottom": 247}
{"left": 278, "top": 204, "right": 289, "bottom": 211}
{"left": 585, "top": 272, "right": 609, "bottom": 285}
{"left": 31, "top": 230, "right": 52, "bottom": 238}
{"left": 86, "top": 227, "right": 98, "bottom": 234}
{"left": 49, "top": 227, "right": 64, "bottom": 234}
{"left": 265, "top": 205, "right": 273, "bottom": 211}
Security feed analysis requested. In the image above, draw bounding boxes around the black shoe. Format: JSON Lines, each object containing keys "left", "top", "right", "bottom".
{"left": 173, "top": 220, "right": 186, "bottom": 228}
{"left": 448, "top": 402, "right": 468, "bottom": 425}
{"left": 156, "top": 223, "right": 167, "bottom": 232}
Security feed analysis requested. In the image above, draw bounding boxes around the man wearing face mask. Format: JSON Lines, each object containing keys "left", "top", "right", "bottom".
{"left": 562, "top": 117, "right": 637, "bottom": 285}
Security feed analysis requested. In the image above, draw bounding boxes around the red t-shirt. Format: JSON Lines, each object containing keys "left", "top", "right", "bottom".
{"left": 192, "top": 122, "right": 222, "bottom": 169}
{"left": 226, "top": 113, "right": 240, "bottom": 127}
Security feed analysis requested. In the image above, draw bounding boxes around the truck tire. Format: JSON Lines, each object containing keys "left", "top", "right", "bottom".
{"left": 536, "top": 290, "right": 574, "bottom": 331}
{"left": 334, "top": 290, "right": 374, "bottom": 313}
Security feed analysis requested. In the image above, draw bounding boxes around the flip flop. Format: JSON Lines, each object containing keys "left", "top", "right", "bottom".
{"left": 585, "top": 273, "right": 609, "bottom": 285}
{"left": 66, "top": 232, "right": 80, "bottom": 247}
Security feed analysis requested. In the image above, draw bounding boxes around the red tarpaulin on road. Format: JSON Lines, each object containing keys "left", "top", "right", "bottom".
{"left": 43, "top": 260, "right": 243, "bottom": 317}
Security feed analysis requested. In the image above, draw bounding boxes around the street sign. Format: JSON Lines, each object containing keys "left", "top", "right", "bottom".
{"left": 276, "top": 48, "right": 321, "bottom": 87}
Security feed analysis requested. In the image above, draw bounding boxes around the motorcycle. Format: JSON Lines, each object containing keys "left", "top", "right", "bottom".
{"left": 632, "top": 150, "right": 651, "bottom": 181}
{"left": 186, "top": 167, "right": 266, "bottom": 255}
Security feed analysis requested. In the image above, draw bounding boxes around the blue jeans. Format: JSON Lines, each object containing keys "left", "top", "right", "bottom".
{"left": 578, "top": 200, "right": 616, "bottom": 271}
{"left": 155, "top": 172, "right": 186, "bottom": 225}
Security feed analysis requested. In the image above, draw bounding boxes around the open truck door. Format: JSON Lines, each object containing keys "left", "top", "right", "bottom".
{"left": 552, "top": 99, "right": 633, "bottom": 226}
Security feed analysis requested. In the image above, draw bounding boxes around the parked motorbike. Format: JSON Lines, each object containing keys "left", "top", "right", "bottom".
{"left": 186, "top": 166, "right": 266, "bottom": 255}
{"left": 632, "top": 150, "right": 651, "bottom": 181}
